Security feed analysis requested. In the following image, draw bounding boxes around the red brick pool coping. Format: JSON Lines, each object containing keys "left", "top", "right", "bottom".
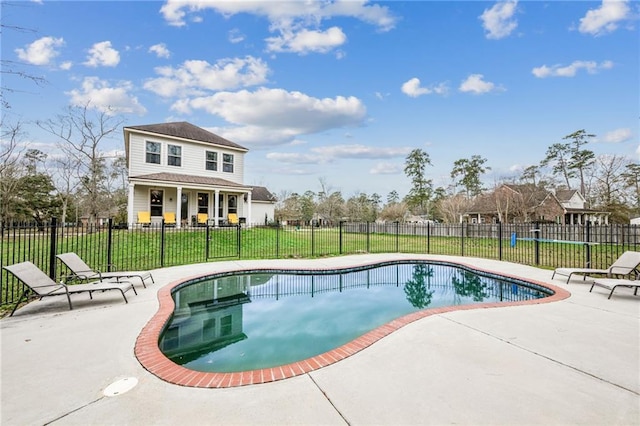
{"left": 134, "top": 259, "right": 570, "bottom": 388}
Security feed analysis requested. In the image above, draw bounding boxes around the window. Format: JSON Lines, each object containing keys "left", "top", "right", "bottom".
{"left": 206, "top": 151, "right": 217, "bottom": 171}
{"left": 220, "top": 315, "right": 232, "bottom": 336}
{"left": 146, "top": 141, "right": 161, "bottom": 164}
{"left": 228, "top": 195, "right": 237, "bottom": 214}
{"left": 218, "top": 193, "right": 224, "bottom": 219}
{"left": 198, "top": 192, "right": 209, "bottom": 214}
{"left": 150, "top": 189, "right": 163, "bottom": 217}
{"left": 168, "top": 144, "right": 181, "bottom": 167}
{"left": 223, "top": 153, "right": 234, "bottom": 173}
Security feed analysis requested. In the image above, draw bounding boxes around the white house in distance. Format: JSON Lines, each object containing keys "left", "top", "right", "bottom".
{"left": 124, "top": 122, "right": 276, "bottom": 228}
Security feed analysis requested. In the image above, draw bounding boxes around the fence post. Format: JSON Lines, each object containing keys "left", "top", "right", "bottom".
{"left": 107, "top": 218, "right": 114, "bottom": 271}
{"left": 366, "top": 222, "right": 370, "bottom": 253}
{"left": 311, "top": 222, "right": 315, "bottom": 256}
{"left": 160, "top": 219, "right": 166, "bottom": 267}
{"left": 339, "top": 221, "right": 343, "bottom": 254}
{"left": 498, "top": 221, "right": 503, "bottom": 261}
{"left": 426, "top": 222, "right": 430, "bottom": 254}
{"left": 395, "top": 221, "right": 399, "bottom": 252}
{"left": 205, "top": 225, "right": 210, "bottom": 259}
{"left": 533, "top": 221, "right": 540, "bottom": 266}
{"left": 460, "top": 223, "right": 465, "bottom": 257}
{"left": 48, "top": 217, "right": 58, "bottom": 280}
{"left": 237, "top": 224, "right": 241, "bottom": 258}
{"left": 585, "top": 221, "right": 591, "bottom": 268}
{"left": 276, "top": 221, "right": 280, "bottom": 258}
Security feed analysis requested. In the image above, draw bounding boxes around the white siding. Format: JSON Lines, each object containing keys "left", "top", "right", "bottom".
{"left": 128, "top": 133, "right": 245, "bottom": 183}
{"left": 250, "top": 202, "right": 275, "bottom": 225}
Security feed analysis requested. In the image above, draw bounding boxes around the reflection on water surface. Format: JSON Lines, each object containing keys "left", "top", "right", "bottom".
{"left": 160, "top": 261, "right": 549, "bottom": 372}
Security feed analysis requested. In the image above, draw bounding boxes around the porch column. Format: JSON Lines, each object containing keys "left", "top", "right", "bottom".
{"left": 214, "top": 189, "right": 220, "bottom": 227}
{"left": 127, "top": 183, "right": 135, "bottom": 225}
{"left": 246, "top": 191, "right": 252, "bottom": 226}
{"left": 176, "top": 186, "right": 182, "bottom": 229}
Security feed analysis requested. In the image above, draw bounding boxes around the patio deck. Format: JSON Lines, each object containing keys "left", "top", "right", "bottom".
{"left": 1, "top": 254, "right": 638, "bottom": 425}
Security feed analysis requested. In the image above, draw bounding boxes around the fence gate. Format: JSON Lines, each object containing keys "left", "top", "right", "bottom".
{"left": 206, "top": 225, "right": 240, "bottom": 259}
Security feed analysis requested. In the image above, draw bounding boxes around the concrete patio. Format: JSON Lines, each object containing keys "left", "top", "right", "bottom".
{"left": 1, "top": 254, "right": 638, "bottom": 425}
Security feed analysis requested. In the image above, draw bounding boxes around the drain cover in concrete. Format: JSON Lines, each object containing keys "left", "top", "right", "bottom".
{"left": 103, "top": 377, "right": 138, "bottom": 397}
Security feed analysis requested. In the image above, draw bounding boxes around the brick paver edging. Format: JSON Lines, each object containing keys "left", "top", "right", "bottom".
{"left": 134, "top": 259, "right": 570, "bottom": 388}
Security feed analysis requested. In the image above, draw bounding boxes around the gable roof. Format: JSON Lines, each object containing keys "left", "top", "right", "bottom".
{"left": 251, "top": 186, "right": 277, "bottom": 203}
{"left": 124, "top": 122, "right": 248, "bottom": 151}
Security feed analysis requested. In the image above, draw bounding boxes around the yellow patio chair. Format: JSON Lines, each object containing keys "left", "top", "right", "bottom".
{"left": 137, "top": 211, "right": 151, "bottom": 227}
{"left": 197, "top": 213, "right": 208, "bottom": 226}
{"left": 163, "top": 212, "right": 177, "bottom": 226}
{"left": 228, "top": 213, "right": 239, "bottom": 225}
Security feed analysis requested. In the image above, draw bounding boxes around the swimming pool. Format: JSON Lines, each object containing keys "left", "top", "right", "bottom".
{"left": 157, "top": 260, "right": 552, "bottom": 374}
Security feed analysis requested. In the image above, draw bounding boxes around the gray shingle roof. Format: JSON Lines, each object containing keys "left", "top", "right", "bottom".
{"left": 251, "top": 186, "right": 277, "bottom": 202}
{"left": 131, "top": 172, "right": 250, "bottom": 189}
{"left": 125, "top": 122, "right": 248, "bottom": 151}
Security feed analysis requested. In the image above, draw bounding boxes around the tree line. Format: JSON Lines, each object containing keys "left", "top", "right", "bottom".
{"left": 275, "top": 130, "right": 640, "bottom": 225}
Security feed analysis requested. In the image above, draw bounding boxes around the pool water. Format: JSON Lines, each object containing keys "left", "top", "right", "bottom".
{"left": 159, "top": 261, "right": 550, "bottom": 373}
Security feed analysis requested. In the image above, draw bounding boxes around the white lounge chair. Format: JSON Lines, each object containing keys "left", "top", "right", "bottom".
{"left": 551, "top": 251, "right": 640, "bottom": 284}
{"left": 4, "top": 261, "right": 136, "bottom": 316}
{"left": 590, "top": 278, "right": 640, "bottom": 299}
{"left": 56, "top": 252, "right": 154, "bottom": 288}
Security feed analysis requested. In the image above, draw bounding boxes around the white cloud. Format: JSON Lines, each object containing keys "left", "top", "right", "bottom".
{"left": 532, "top": 60, "right": 614, "bottom": 78}
{"left": 401, "top": 78, "right": 448, "bottom": 98}
{"left": 66, "top": 77, "right": 147, "bottom": 115}
{"left": 15, "top": 36, "right": 64, "bottom": 65}
{"left": 370, "top": 162, "right": 403, "bottom": 175}
{"left": 160, "top": 0, "right": 396, "bottom": 30}
{"left": 312, "top": 144, "right": 410, "bottom": 159}
{"left": 479, "top": 1, "right": 518, "bottom": 40}
{"left": 601, "top": 128, "right": 632, "bottom": 143}
{"left": 59, "top": 61, "right": 73, "bottom": 70}
{"left": 228, "top": 29, "right": 245, "bottom": 44}
{"left": 266, "top": 26, "right": 347, "bottom": 54}
{"left": 176, "top": 87, "right": 366, "bottom": 131}
{"left": 144, "top": 56, "right": 269, "bottom": 97}
{"left": 149, "top": 43, "right": 170, "bottom": 58}
{"left": 266, "top": 152, "right": 324, "bottom": 164}
{"left": 459, "top": 74, "right": 502, "bottom": 94}
{"left": 267, "top": 144, "right": 410, "bottom": 165}
{"left": 84, "top": 41, "right": 120, "bottom": 67}
{"left": 180, "top": 87, "right": 367, "bottom": 146}
{"left": 579, "top": 0, "right": 630, "bottom": 36}
{"left": 160, "top": 0, "right": 396, "bottom": 54}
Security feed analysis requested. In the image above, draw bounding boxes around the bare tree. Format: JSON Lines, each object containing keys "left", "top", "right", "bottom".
{"left": 1, "top": 2, "right": 47, "bottom": 109}
{"left": 0, "top": 119, "right": 26, "bottom": 226}
{"left": 437, "top": 193, "right": 470, "bottom": 224}
{"left": 37, "top": 103, "right": 125, "bottom": 227}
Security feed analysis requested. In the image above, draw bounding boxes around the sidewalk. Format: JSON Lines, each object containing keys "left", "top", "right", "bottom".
{"left": 1, "top": 254, "right": 638, "bottom": 425}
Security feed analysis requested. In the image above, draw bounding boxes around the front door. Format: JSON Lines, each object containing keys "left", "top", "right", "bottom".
{"left": 180, "top": 193, "right": 188, "bottom": 223}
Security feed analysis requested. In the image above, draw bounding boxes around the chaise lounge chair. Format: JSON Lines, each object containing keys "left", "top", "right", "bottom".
{"left": 3, "top": 261, "right": 136, "bottom": 316}
{"left": 56, "top": 252, "right": 155, "bottom": 288}
{"left": 589, "top": 277, "right": 640, "bottom": 299}
{"left": 551, "top": 250, "right": 640, "bottom": 284}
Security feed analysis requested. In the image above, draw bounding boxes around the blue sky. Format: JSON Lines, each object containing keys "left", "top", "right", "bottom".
{"left": 2, "top": 0, "right": 638, "bottom": 199}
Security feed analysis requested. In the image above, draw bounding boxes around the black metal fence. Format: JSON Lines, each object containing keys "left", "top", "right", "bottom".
{"left": 1, "top": 218, "right": 639, "bottom": 306}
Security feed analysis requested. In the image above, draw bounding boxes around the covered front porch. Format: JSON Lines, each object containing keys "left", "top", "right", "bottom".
{"left": 127, "top": 174, "right": 253, "bottom": 228}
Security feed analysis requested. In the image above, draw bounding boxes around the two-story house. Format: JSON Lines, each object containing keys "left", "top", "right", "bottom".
{"left": 463, "top": 184, "right": 609, "bottom": 224}
{"left": 125, "top": 122, "right": 275, "bottom": 228}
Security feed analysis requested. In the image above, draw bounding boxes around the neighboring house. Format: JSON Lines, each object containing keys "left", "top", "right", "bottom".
{"left": 124, "top": 122, "right": 276, "bottom": 228}
{"left": 463, "top": 184, "right": 609, "bottom": 224}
